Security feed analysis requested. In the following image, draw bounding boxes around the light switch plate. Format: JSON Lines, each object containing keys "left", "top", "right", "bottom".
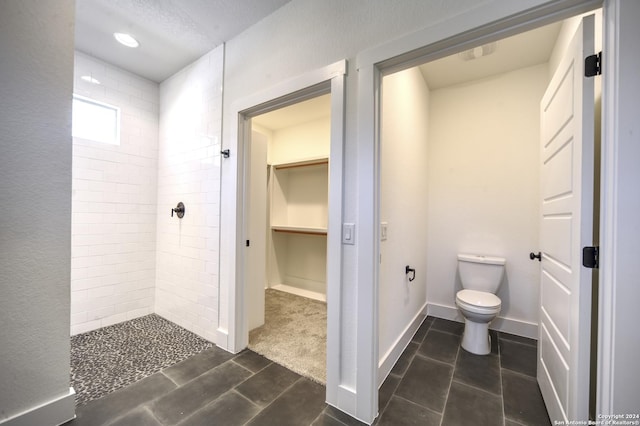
{"left": 342, "top": 223, "right": 355, "bottom": 245}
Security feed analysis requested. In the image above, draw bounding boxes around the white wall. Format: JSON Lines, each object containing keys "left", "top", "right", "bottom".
{"left": 426, "top": 64, "right": 548, "bottom": 334}
{"left": 0, "top": 0, "right": 75, "bottom": 424}
{"left": 379, "top": 67, "right": 429, "bottom": 373}
{"left": 267, "top": 116, "right": 330, "bottom": 164}
{"left": 155, "top": 47, "right": 224, "bottom": 343}
{"left": 71, "top": 52, "right": 159, "bottom": 334}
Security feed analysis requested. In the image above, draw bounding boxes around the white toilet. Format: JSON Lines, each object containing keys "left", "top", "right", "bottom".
{"left": 455, "top": 253, "right": 505, "bottom": 355}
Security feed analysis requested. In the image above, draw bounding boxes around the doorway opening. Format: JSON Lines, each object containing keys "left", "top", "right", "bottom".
{"left": 227, "top": 61, "right": 346, "bottom": 397}
{"left": 378, "top": 9, "right": 601, "bottom": 423}
{"left": 245, "top": 94, "right": 331, "bottom": 384}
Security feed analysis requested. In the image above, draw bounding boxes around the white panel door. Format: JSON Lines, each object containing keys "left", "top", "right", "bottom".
{"left": 247, "top": 130, "right": 268, "bottom": 331}
{"left": 537, "top": 15, "right": 594, "bottom": 423}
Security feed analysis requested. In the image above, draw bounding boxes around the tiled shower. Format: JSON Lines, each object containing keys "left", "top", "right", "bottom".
{"left": 71, "top": 48, "right": 224, "bottom": 343}
{"left": 71, "top": 52, "right": 159, "bottom": 335}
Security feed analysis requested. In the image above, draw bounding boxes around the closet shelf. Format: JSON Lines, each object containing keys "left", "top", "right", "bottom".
{"left": 271, "top": 225, "right": 327, "bottom": 236}
{"left": 272, "top": 157, "right": 328, "bottom": 170}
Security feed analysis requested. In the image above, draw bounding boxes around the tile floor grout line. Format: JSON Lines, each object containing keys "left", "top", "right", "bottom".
{"left": 230, "top": 388, "right": 263, "bottom": 408}
{"left": 450, "top": 376, "right": 502, "bottom": 397}
{"left": 497, "top": 332, "right": 507, "bottom": 426}
{"left": 391, "top": 393, "right": 444, "bottom": 417}
{"left": 500, "top": 365, "right": 538, "bottom": 380}
{"left": 163, "top": 354, "right": 240, "bottom": 387}
{"left": 175, "top": 389, "right": 260, "bottom": 426}
{"left": 497, "top": 334, "right": 537, "bottom": 347}
{"left": 160, "top": 370, "right": 181, "bottom": 387}
{"left": 438, "top": 332, "right": 461, "bottom": 426}
{"left": 413, "top": 350, "right": 456, "bottom": 367}
{"left": 504, "top": 417, "right": 530, "bottom": 426}
{"left": 239, "top": 376, "right": 305, "bottom": 426}
{"left": 376, "top": 378, "right": 402, "bottom": 419}
{"left": 319, "top": 408, "right": 351, "bottom": 426}
{"left": 427, "top": 327, "right": 464, "bottom": 338}
{"left": 429, "top": 318, "right": 465, "bottom": 336}
{"left": 142, "top": 405, "right": 165, "bottom": 426}
{"left": 376, "top": 318, "right": 433, "bottom": 424}
{"left": 230, "top": 357, "right": 273, "bottom": 386}
{"left": 413, "top": 316, "right": 433, "bottom": 344}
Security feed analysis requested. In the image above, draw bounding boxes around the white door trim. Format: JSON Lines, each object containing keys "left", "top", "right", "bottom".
{"left": 598, "top": 0, "right": 640, "bottom": 415}
{"left": 355, "top": 0, "right": 602, "bottom": 423}
{"left": 217, "top": 59, "right": 346, "bottom": 404}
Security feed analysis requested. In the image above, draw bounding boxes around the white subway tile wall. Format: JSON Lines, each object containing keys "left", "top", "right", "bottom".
{"left": 71, "top": 52, "right": 159, "bottom": 335}
{"left": 155, "top": 47, "right": 223, "bottom": 343}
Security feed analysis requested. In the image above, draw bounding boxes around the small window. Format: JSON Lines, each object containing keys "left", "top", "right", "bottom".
{"left": 72, "top": 95, "right": 120, "bottom": 145}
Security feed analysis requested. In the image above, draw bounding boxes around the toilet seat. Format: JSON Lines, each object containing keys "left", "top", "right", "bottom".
{"left": 456, "top": 289, "right": 501, "bottom": 314}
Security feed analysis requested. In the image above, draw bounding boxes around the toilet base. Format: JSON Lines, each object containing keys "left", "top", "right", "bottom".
{"left": 461, "top": 319, "right": 491, "bottom": 355}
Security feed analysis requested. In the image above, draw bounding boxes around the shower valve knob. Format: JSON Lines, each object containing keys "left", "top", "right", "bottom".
{"left": 171, "top": 202, "right": 185, "bottom": 219}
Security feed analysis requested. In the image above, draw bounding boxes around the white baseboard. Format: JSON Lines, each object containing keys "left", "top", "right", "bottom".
{"left": 378, "top": 302, "right": 428, "bottom": 387}
{"left": 426, "top": 302, "right": 538, "bottom": 339}
{"left": 426, "top": 303, "right": 464, "bottom": 323}
{"left": 331, "top": 384, "right": 378, "bottom": 425}
{"left": 490, "top": 315, "right": 538, "bottom": 339}
{"left": 270, "top": 284, "right": 326, "bottom": 302}
{"left": 335, "top": 384, "right": 357, "bottom": 417}
{"left": 1, "top": 387, "right": 75, "bottom": 426}
{"left": 216, "top": 327, "right": 230, "bottom": 351}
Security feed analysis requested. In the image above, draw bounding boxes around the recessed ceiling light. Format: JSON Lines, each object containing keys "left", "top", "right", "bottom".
{"left": 113, "top": 32, "right": 139, "bottom": 48}
{"left": 80, "top": 75, "right": 101, "bottom": 84}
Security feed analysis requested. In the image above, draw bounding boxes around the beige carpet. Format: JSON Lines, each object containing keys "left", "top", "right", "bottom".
{"left": 248, "top": 288, "right": 327, "bottom": 384}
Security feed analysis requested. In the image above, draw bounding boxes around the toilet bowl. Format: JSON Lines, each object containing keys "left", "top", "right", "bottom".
{"left": 455, "top": 254, "right": 505, "bottom": 355}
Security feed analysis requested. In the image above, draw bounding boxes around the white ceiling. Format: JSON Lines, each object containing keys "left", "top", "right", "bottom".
{"left": 75, "top": 0, "right": 291, "bottom": 83}
{"left": 420, "top": 21, "right": 562, "bottom": 89}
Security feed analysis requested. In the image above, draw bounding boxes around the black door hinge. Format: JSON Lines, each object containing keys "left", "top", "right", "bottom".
{"left": 585, "top": 52, "right": 602, "bottom": 77}
{"left": 582, "top": 246, "right": 599, "bottom": 269}
{"left": 246, "top": 239, "right": 250, "bottom": 247}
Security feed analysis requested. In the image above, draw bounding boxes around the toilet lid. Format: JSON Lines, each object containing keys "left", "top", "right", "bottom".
{"left": 456, "top": 289, "right": 501, "bottom": 309}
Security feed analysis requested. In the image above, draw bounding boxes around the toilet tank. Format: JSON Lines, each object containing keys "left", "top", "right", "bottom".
{"left": 457, "top": 254, "right": 506, "bottom": 293}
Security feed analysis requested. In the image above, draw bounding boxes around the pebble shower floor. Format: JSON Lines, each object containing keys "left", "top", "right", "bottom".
{"left": 70, "top": 314, "right": 213, "bottom": 405}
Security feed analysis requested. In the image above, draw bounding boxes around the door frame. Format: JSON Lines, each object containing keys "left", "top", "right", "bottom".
{"left": 218, "top": 60, "right": 346, "bottom": 402}
{"left": 355, "top": 0, "right": 604, "bottom": 422}
{"left": 597, "top": 0, "right": 640, "bottom": 414}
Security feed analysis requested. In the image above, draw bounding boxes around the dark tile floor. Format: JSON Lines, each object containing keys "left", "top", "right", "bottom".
{"left": 71, "top": 314, "right": 213, "bottom": 405}
{"left": 377, "top": 317, "right": 550, "bottom": 426}
{"left": 65, "top": 316, "right": 550, "bottom": 426}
